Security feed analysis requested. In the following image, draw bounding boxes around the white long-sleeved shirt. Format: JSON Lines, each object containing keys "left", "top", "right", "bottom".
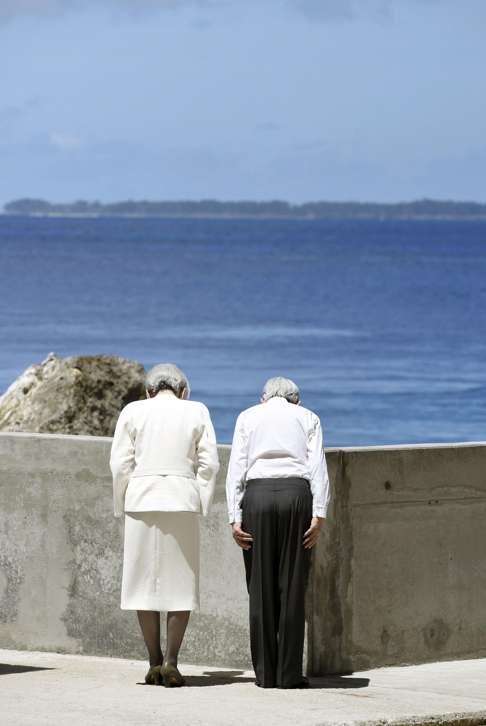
{"left": 110, "top": 390, "right": 220, "bottom": 518}
{"left": 225, "top": 396, "right": 330, "bottom": 524}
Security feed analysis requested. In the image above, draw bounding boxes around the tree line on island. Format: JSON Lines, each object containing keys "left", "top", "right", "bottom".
{"left": 4, "top": 197, "right": 486, "bottom": 219}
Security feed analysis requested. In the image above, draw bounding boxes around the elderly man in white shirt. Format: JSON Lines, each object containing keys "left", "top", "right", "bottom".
{"left": 110, "top": 363, "right": 219, "bottom": 687}
{"left": 226, "top": 376, "right": 330, "bottom": 689}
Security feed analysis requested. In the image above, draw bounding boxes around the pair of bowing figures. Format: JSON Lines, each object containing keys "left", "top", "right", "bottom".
{"left": 110, "top": 363, "right": 330, "bottom": 689}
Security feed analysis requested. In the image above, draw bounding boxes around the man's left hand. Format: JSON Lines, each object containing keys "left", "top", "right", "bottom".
{"left": 303, "top": 517, "right": 324, "bottom": 549}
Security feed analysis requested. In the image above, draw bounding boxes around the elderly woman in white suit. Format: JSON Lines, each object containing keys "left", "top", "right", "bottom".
{"left": 110, "top": 363, "right": 219, "bottom": 687}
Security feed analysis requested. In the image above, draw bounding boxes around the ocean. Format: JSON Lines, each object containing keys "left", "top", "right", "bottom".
{"left": 0, "top": 215, "right": 485, "bottom": 446}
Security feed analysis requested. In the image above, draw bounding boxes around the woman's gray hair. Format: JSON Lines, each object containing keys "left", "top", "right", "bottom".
{"left": 145, "top": 363, "right": 190, "bottom": 397}
{"left": 261, "top": 376, "right": 300, "bottom": 404}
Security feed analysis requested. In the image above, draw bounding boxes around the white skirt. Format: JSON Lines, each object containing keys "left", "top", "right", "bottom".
{"left": 121, "top": 511, "right": 200, "bottom": 612}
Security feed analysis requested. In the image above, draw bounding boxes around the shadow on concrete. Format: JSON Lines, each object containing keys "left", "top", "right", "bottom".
{"left": 184, "top": 673, "right": 255, "bottom": 688}
{"left": 136, "top": 672, "right": 371, "bottom": 689}
{"left": 136, "top": 669, "right": 255, "bottom": 687}
{"left": 0, "top": 663, "right": 56, "bottom": 676}
{"left": 185, "top": 672, "right": 256, "bottom": 687}
{"left": 308, "top": 675, "right": 370, "bottom": 689}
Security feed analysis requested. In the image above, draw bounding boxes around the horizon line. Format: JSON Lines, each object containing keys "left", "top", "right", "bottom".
{"left": 3, "top": 196, "right": 486, "bottom": 207}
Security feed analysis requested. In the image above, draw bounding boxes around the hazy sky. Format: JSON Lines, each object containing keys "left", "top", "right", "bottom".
{"left": 1, "top": 0, "right": 485, "bottom": 204}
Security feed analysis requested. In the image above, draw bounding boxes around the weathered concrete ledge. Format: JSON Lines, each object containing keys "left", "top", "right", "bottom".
{"left": 0, "top": 433, "right": 485, "bottom": 673}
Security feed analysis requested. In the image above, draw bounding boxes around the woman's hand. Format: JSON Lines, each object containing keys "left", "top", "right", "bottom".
{"left": 232, "top": 523, "right": 253, "bottom": 550}
{"left": 303, "top": 517, "right": 324, "bottom": 549}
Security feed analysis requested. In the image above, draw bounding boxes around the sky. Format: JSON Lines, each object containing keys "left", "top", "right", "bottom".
{"left": 1, "top": 0, "right": 485, "bottom": 205}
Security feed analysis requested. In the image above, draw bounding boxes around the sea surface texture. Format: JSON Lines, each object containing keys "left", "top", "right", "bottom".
{"left": 1, "top": 216, "right": 485, "bottom": 446}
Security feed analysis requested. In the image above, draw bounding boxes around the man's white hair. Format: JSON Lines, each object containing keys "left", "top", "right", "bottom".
{"left": 261, "top": 376, "right": 300, "bottom": 404}
{"left": 145, "top": 363, "right": 190, "bottom": 397}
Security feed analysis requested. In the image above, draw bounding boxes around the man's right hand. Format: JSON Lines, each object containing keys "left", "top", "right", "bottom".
{"left": 232, "top": 523, "right": 253, "bottom": 550}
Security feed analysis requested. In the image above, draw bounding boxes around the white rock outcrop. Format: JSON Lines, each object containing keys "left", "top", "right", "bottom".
{"left": 0, "top": 353, "right": 145, "bottom": 436}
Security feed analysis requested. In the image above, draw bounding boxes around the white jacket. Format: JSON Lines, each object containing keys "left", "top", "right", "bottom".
{"left": 110, "top": 390, "right": 220, "bottom": 518}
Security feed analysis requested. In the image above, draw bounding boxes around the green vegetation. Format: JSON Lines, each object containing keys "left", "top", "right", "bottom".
{"left": 4, "top": 197, "right": 486, "bottom": 219}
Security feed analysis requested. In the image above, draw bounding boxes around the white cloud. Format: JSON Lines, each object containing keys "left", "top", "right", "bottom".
{"left": 0, "top": 0, "right": 218, "bottom": 23}
{"left": 1, "top": 0, "right": 481, "bottom": 28}
{"left": 0, "top": 0, "right": 457, "bottom": 24}
{"left": 290, "top": 0, "right": 392, "bottom": 22}
{"left": 291, "top": 0, "right": 486, "bottom": 24}
{"left": 49, "top": 132, "right": 82, "bottom": 150}
{"left": 0, "top": 0, "right": 67, "bottom": 23}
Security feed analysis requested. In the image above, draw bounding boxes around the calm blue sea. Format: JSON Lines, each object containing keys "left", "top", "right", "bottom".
{"left": 0, "top": 215, "right": 485, "bottom": 446}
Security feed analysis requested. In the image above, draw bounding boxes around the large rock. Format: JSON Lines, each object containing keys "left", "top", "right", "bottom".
{"left": 0, "top": 353, "right": 146, "bottom": 437}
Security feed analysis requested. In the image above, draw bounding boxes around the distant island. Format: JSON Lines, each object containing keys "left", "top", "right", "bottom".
{"left": 3, "top": 197, "right": 486, "bottom": 220}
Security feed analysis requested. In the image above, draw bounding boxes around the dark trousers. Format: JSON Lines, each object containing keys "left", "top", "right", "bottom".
{"left": 242, "top": 477, "right": 313, "bottom": 688}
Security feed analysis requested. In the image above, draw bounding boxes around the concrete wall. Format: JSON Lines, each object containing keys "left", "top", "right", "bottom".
{"left": 309, "top": 443, "right": 486, "bottom": 674}
{"left": 0, "top": 433, "right": 250, "bottom": 669}
{"left": 0, "top": 433, "right": 485, "bottom": 673}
